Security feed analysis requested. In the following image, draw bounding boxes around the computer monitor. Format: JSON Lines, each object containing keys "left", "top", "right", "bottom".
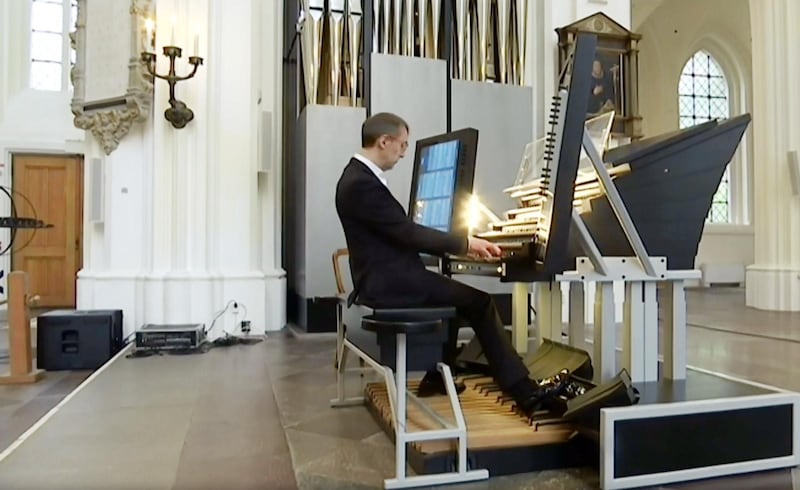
{"left": 408, "top": 128, "right": 479, "bottom": 237}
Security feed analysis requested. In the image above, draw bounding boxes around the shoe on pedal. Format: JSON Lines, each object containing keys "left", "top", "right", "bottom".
{"left": 416, "top": 370, "right": 466, "bottom": 397}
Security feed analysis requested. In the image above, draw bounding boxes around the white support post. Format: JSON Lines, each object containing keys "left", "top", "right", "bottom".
{"left": 594, "top": 281, "right": 616, "bottom": 383}
{"left": 536, "top": 281, "right": 563, "bottom": 345}
{"left": 643, "top": 281, "right": 659, "bottom": 381}
{"left": 622, "top": 280, "right": 659, "bottom": 382}
{"left": 384, "top": 332, "right": 489, "bottom": 489}
{"left": 568, "top": 282, "right": 585, "bottom": 348}
{"left": 394, "top": 333, "right": 408, "bottom": 481}
{"left": 662, "top": 280, "right": 687, "bottom": 380}
{"left": 335, "top": 302, "right": 344, "bottom": 368}
{"left": 511, "top": 282, "right": 529, "bottom": 353}
{"left": 623, "top": 281, "right": 645, "bottom": 382}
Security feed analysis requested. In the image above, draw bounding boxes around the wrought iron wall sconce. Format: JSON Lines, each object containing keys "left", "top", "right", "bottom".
{"left": 141, "top": 46, "right": 203, "bottom": 129}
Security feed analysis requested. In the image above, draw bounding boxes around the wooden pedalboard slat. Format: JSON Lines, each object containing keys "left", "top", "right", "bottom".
{"left": 364, "top": 376, "right": 597, "bottom": 476}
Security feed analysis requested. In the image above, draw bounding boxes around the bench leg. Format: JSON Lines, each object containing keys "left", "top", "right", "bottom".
{"left": 384, "top": 333, "right": 489, "bottom": 489}
{"left": 330, "top": 338, "right": 376, "bottom": 407}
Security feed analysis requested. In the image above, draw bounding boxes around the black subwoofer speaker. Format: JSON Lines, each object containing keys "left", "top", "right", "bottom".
{"left": 37, "top": 309, "right": 123, "bottom": 370}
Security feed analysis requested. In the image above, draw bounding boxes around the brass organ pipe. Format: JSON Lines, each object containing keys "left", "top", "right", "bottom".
{"left": 402, "top": 0, "right": 414, "bottom": 55}
{"left": 418, "top": 0, "right": 427, "bottom": 57}
{"left": 496, "top": 0, "right": 510, "bottom": 83}
{"left": 329, "top": 0, "right": 346, "bottom": 106}
{"left": 346, "top": 0, "right": 362, "bottom": 106}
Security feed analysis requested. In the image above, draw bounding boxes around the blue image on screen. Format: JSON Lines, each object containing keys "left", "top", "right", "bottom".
{"left": 411, "top": 140, "right": 460, "bottom": 232}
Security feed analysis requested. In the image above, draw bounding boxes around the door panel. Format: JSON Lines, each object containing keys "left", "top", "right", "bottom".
{"left": 11, "top": 154, "right": 83, "bottom": 307}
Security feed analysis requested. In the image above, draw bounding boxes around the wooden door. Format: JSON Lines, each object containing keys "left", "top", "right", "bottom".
{"left": 11, "top": 154, "right": 83, "bottom": 307}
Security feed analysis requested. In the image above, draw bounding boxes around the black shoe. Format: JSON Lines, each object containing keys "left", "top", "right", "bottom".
{"left": 416, "top": 370, "right": 466, "bottom": 397}
{"left": 510, "top": 370, "right": 571, "bottom": 417}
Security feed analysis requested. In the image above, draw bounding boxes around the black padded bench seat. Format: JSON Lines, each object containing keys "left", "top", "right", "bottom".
{"left": 347, "top": 305, "right": 455, "bottom": 371}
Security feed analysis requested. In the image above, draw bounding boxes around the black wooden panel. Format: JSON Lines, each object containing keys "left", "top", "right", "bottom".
{"left": 614, "top": 404, "right": 793, "bottom": 478}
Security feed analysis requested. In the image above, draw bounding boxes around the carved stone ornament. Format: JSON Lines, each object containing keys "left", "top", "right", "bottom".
{"left": 70, "top": 0, "right": 154, "bottom": 155}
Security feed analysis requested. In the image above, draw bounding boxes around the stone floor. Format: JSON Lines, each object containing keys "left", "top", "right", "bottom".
{"left": 0, "top": 287, "right": 798, "bottom": 489}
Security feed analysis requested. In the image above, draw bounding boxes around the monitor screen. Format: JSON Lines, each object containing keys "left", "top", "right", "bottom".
{"left": 408, "top": 128, "right": 478, "bottom": 236}
{"left": 410, "top": 140, "right": 460, "bottom": 231}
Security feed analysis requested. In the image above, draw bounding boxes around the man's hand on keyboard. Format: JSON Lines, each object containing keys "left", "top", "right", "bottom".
{"left": 467, "top": 237, "right": 503, "bottom": 261}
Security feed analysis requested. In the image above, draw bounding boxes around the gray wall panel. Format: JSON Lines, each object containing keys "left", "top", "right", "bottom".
{"left": 451, "top": 80, "right": 533, "bottom": 293}
{"left": 451, "top": 80, "right": 533, "bottom": 216}
{"left": 370, "top": 53, "right": 448, "bottom": 211}
{"left": 301, "top": 105, "right": 367, "bottom": 298}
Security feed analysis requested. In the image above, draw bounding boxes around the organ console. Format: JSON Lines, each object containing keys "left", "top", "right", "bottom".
{"left": 407, "top": 30, "right": 750, "bottom": 384}
{"left": 360, "top": 22, "right": 754, "bottom": 487}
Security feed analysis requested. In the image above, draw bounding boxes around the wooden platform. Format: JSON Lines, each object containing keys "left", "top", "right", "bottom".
{"left": 365, "top": 376, "right": 596, "bottom": 476}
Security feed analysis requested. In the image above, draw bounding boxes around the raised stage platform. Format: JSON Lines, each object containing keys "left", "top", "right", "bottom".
{"left": 365, "top": 366, "right": 799, "bottom": 489}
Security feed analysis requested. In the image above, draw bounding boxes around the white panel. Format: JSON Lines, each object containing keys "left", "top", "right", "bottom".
{"left": 302, "top": 105, "right": 366, "bottom": 298}
{"left": 259, "top": 111, "right": 272, "bottom": 173}
{"left": 450, "top": 80, "right": 533, "bottom": 294}
{"left": 370, "top": 53, "right": 448, "bottom": 210}
{"left": 89, "top": 157, "right": 104, "bottom": 223}
{"left": 788, "top": 150, "right": 800, "bottom": 196}
{"left": 84, "top": 0, "right": 131, "bottom": 101}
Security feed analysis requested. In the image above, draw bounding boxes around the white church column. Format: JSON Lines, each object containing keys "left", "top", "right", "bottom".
{"left": 79, "top": 0, "right": 286, "bottom": 336}
{"left": 257, "top": 0, "right": 287, "bottom": 330}
{"left": 745, "top": 0, "right": 800, "bottom": 311}
{"left": 0, "top": 0, "right": 30, "bottom": 116}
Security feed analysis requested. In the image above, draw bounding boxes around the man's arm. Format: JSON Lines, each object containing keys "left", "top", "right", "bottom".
{"left": 346, "top": 178, "right": 467, "bottom": 256}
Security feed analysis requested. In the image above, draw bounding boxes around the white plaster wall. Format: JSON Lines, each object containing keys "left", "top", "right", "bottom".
{"left": 78, "top": 0, "right": 287, "bottom": 336}
{"left": 1, "top": 0, "right": 286, "bottom": 335}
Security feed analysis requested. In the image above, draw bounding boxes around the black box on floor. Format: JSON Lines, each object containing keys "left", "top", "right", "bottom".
{"left": 37, "top": 309, "right": 124, "bottom": 370}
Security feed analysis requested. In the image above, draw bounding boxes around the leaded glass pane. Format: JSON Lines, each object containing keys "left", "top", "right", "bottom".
{"left": 678, "top": 50, "right": 731, "bottom": 222}
{"left": 31, "top": 31, "right": 62, "bottom": 61}
{"left": 30, "top": 60, "right": 61, "bottom": 90}
{"left": 693, "top": 54, "right": 708, "bottom": 75}
{"left": 31, "top": 1, "right": 62, "bottom": 32}
{"left": 694, "top": 77, "right": 709, "bottom": 96}
{"left": 710, "top": 98, "right": 728, "bottom": 118}
{"left": 679, "top": 95, "right": 694, "bottom": 113}
{"left": 695, "top": 102, "right": 710, "bottom": 120}
{"left": 678, "top": 76, "right": 693, "bottom": 95}
{"left": 708, "top": 59, "right": 722, "bottom": 78}
{"left": 710, "top": 77, "right": 727, "bottom": 97}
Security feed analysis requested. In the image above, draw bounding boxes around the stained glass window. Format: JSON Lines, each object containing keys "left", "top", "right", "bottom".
{"left": 679, "top": 51, "right": 731, "bottom": 223}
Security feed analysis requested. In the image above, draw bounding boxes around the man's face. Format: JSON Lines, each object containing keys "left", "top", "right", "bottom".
{"left": 378, "top": 127, "right": 409, "bottom": 170}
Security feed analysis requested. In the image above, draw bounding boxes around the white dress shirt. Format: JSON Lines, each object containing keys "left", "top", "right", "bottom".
{"left": 353, "top": 153, "right": 388, "bottom": 189}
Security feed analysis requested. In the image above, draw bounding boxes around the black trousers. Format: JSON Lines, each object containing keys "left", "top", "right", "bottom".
{"left": 364, "top": 267, "right": 530, "bottom": 390}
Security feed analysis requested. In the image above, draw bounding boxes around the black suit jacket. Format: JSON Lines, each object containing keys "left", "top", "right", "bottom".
{"left": 336, "top": 157, "right": 468, "bottom": 306}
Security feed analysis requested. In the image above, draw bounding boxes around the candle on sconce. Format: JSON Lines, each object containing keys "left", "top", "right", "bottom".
{"left": 193, "top": 33, "right": 199, "bottom": 56}
{"left": 170, "top": 16, "right": 176, "bottom": 46}
{"left": 144, "top": 19, "right": 155, "bottom": 49}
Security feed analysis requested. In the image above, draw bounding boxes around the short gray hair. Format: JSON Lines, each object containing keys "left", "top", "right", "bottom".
{"left": 361, "top": 112, "right": 408, "bottom": 147}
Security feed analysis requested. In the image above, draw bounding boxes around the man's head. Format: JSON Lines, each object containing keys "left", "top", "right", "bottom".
{"left": 360, "top": 112, "right": 409, "bottom": 170}
{"left": 592, "top": 60, "right": 604, "bottom": 77}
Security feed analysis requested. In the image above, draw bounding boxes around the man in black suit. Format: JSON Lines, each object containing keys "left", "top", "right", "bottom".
{"left": 335, "top": 112, "right": 541, "bottom": 415}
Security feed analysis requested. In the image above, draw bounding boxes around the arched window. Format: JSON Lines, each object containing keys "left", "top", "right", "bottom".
{"left": 678, "top": 50, "right": 730, "bottom": 223}
{"left": 30, "top": 0, "right": 77, "bottom": 91}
